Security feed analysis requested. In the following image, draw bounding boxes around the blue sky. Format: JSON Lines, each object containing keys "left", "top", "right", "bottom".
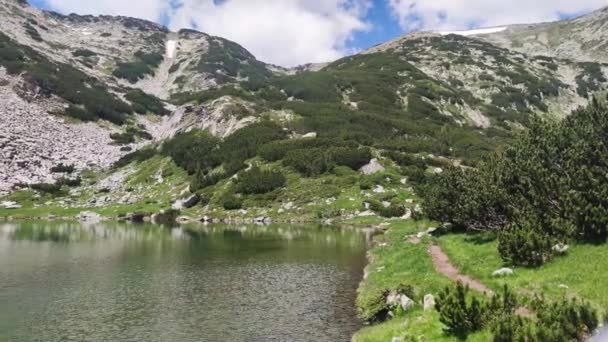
{"left": 27, "top": 0, "right": 607, "bottom": 66}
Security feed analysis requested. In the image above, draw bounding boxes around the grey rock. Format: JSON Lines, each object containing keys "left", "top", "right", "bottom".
{"left": 492, "top": 267, "right": 514, "bottom": 277}
{"left": 424, "top": 294, "right": 436, "bottom": 311}
{"left": 182, "top": 194, "right": 201, "bottom": 209}
{"left": 386, "top": 291, "right": 416, "bottom": 311}
{"left": 360, "top": 159, "right": 385, "bottom": 175}
{"left": 552, "top": 243, "right": 569, "bottom": 254}
{"left": 76, "top": 211, "right": 102, "bottom": 222}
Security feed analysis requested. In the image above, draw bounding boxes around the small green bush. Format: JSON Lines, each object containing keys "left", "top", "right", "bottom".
{"left": 222, "top": 192, "right": 243, "bottom": 210}
{"left": 235, "top": 166, "right": 286, "bottom": 194}
{"left": 50, "top": 163, "right": 75, "bottom": 174}
{"left": 125, "top": 89, "right": 169, "bottom": 115}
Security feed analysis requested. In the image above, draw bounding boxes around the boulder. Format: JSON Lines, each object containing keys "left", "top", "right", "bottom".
{"left": 386, "top": 291, "right": 415, "bottom": 311}
{"left": 492, "top": 267, "right": 514, "bottom": 277}
{"left": 424, "top": 294, "right": 436, "bottom": 311}
{"left": 2, "top": 201, "right": 21, "bottom": 209}
{"left": 357, "top": 210, "right": 376, "bottom": 217}
{"left": 182, "top": 194, "right": 201, "bottom": 209}
{"left": 426, "top": 227, "right": 438, "bottom": 235}
{"left": 552, "top": 243, "right": 569, "bottom": 254}
{"left": 360, "top": 158, "right": 385, "bottom": 175}
{"left": 302, "top": 132, "right": 317, "bottom": 138}
{"left": 171, "top": 200, "right": 184, "bottom": 210}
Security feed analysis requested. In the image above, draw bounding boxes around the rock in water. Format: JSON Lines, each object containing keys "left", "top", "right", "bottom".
{"left": 492, "top": 267, "right": 514, "bottom": 277}
{"left": 359, "top": 158, "right": 385, "bottom": 175}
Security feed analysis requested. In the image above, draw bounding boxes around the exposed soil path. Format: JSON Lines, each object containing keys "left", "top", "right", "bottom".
{"left": 428, "top": 244, "right": 495, "bottom": 295}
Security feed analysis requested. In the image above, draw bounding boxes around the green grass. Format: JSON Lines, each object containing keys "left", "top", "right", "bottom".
{"left": 437, "top": 233, "right": 608, "bottom": 310}
{"left": 354, "top": 221, "right": 608, "bottom": 340}
{"left": 355, "top": 309, "right": 491, "bottom": 342}
{"left": 353, "top": 219, "right": 457, "bottom": 341}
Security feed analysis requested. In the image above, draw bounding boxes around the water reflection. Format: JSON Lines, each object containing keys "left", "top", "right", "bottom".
{"left": 0, "top": 221, "right": 367, "bottom": 342}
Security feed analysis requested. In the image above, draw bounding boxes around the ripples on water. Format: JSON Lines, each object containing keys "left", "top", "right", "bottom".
{"left": 0, "top": 222, "right": 369, "bottom": 342}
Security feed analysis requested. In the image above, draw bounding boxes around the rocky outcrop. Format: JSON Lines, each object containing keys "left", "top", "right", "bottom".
{"left": 146, "top": 96, "right": 260, "bottom": 140}
{"left": 360, "top": 159, "right": 385, "bottom": 175}
{"left": 0, "top": 75, "right": 128, "bottom": 191}
{"left": 386, "top": 291, "right": 415, "bottom": 311}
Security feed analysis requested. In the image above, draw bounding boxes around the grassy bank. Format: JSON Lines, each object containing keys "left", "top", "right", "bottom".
{"left": 352, "top": 220, "right": 608, "bottom": 341}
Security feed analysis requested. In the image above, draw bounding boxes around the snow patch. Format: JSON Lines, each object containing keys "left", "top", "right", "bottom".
{"left": 166, "top": 40, "right": 177, "bottom": 59}
{"left": 439, "top": 26, "right": 507, "bottom": 36}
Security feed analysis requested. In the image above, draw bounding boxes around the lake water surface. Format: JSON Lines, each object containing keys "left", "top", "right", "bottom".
{"left": 0, "top": 221, "right": 368, "bottom": 342}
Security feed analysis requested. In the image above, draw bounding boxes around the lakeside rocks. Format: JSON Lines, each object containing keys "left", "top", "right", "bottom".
{"left": 172, "top": 194, "right": 200, "bottom": 210}
{"left": 76, "top": 211, "right": 104, "bottom": 222}
{"left": 386, "top": 291, "right": 415, "bottom": 311}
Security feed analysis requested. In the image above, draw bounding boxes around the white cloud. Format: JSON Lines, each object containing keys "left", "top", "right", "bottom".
{"left": 41, "top": 0, "right": 170, "bottom": 22}
{"left": 39, "top": 0, "right": 372, "bottom": 66}
{"left": 387, "top": 0, "right": 608, "bottom": 31}
{"left": 168, "top": 0, "right": 372, "bottom": 66}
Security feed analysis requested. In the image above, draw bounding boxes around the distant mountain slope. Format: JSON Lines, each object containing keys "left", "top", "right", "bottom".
{"left": 476, "top": 6, "right": 608, "bottom": 63}
{"left": 2, "top": 0, "right": 608, "bottom": 193}
{"left": 0, "top": 0, "right": 274, "bottom": 99}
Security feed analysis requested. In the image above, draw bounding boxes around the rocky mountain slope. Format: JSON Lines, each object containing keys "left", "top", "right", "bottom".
{"left": 2, "top": 0, "right": 608, "bottom": 203}
{"left": 477, "top": 6, "right": 608, "bottom": 63}
{"left": 0, "top": 0, "right": 274, "bottom": 97}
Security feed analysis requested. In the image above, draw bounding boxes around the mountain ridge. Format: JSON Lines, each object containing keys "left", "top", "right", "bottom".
{"left": 2, "top": 0, "right": 608, "bottom": 201}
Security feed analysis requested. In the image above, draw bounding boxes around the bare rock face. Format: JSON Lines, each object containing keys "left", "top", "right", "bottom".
{"left": 478, "top": 6, "right": 608, "bottom": 63}
{"left": 148, "top": 96, "right": 260, "bottom": 140}
{"left": 0, "top": 74, "right": 127, "bottom": 191}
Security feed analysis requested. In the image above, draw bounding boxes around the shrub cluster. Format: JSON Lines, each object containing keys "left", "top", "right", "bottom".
{"left": 0, "top": 32, "right": 132, "bottom": 125}
{"left": 50, "top": 163, "right": 75, "bottom": 174}
{"left": 283, "top": 147, "right": 371, "bottom": 177}
{"left": 113, "top": 50, "right": 163, "bottom": 83}
{"left": 422, "top": 98, "right": 608, "bottom": 265}
{"left": 126, "top": 89, "right": 169, "bottom": 115}
{"left": 436, "top": 283, "right": 598, "bottom": 341}
{"left": 234, "top": 166, "right": 286, "bottom": 195}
